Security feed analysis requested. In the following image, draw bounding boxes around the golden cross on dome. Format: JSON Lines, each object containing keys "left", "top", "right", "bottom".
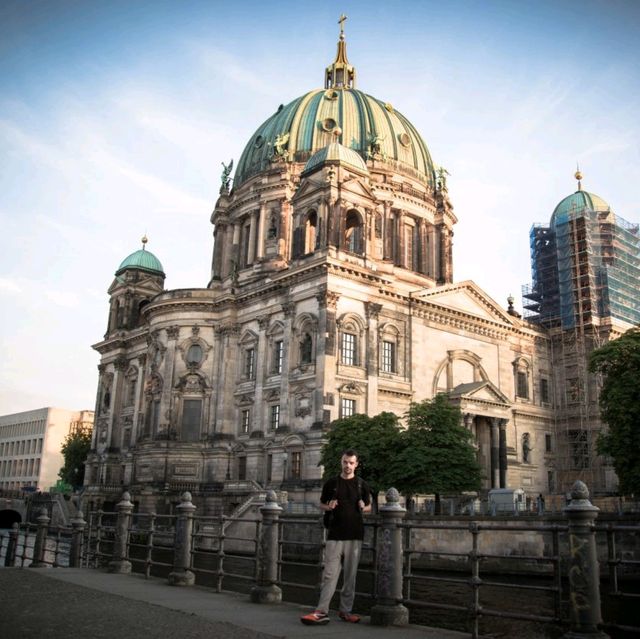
{"left": 338, "top": 14, "right": 347, "bottom": 38}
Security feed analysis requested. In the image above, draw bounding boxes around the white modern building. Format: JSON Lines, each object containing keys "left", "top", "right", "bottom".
{"left": 0, "top": 408, "right": 94, "bottom": 492}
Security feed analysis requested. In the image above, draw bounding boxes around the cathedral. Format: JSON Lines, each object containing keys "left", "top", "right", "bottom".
{"left": 84, "top": 22, "right": 638, "bottom": 514}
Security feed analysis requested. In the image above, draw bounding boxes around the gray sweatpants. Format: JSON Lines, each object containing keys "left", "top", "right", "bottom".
{"left": 317, "top": 539, "right": 362, "bottom": 614}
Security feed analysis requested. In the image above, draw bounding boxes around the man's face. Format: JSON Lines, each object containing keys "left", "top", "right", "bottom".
{"left": 341, "top": 454, "right": 358, "bottom": 477}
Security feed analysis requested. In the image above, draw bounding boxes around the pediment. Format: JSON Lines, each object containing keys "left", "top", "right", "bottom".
{"left": 413, "top": 281, "right": 515, "bottom": 325}
{"left": 449, "top": 380, "right": 511, "bottom": 405}
{"left": 340, "top": 177, "right": 377, "bottom": 202}
{"left": 291, "top": 177, "right": 326, "bottom": 203}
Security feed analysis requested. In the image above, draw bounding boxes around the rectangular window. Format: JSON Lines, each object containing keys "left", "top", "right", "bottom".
{"left": 273, "top": 340, "right": 284, "bottom": 374}
{"left": 545, "top": 433, "right": 552, "bottom": 453}
{"left": 270, "top": 405, "right": 280, "bottom": 431}
{"left": 381, "top": 340, "right": 396, "bottom": 373}
{"left": 266, "top": 454, "right": 273, "bottom": 482}
{"left": 341, "top": 398, "right": 356, "bottom": 418}
{"left": 516, "top": 372, "right": 529, "bottom": 399}
{"left": 291, "top": 452, "right": 302, "bottom": 480}
{"left": 238, "top": 457, "right": 247, "bottom": 481}
{"left": 547, "top": 470, "right": 555, "bottom": 494}
{"left": 341, "top": 332, "right": 356, "bottom": 366}
{"left": 244, "top": 348, "right": 255, "bottom": 379}
{"left": 540, "top": 378, "right": 550, "bottom": 404}
{"left": 181, "top": 399, "right": 202, "bottom": 442}
{"left": 241, "top": 409, "right": 251, "bottom": 434}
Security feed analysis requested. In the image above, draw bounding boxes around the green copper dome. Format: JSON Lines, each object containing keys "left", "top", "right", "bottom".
{"left": 551, "top": 190, "right": 610, "bottom": 227}
{"left": 234, "top": 88, "right": 435, "bottom": 188}
{"left": 303, "top": 141, "right": 369, "bottom": 175}
{"left": 116, "top": 245, "right": 164, "bottom": 277}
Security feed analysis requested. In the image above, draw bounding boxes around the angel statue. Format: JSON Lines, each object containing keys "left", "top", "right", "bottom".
{"left": 220, "top": 159, "right": 234, "bottom": 193}
{"left": 272, "top": 132, "right": 290, "bottom": 160}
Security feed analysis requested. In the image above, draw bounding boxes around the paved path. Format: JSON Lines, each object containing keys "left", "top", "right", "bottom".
{"left": 0, "top": 567, "right": 469, "bottom": 639}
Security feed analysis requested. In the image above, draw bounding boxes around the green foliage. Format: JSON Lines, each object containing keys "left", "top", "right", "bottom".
{"left": 319, "top": 412, "right": 401, "bottom": 494}
{"left": 589, "top": 327, "right": 640, "bottom": 496}
{"left": 390, "top": 394, "right": 482, "bottom": 498}
{"left": 58, "top": 430, "right": 92, "bottom": 490}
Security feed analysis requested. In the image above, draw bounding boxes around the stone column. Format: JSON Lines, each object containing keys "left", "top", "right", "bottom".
{"left": 256, "top": 203, "right": 267, "bottom": 260}
{"left": 69, "top": 512, "right": 87, "bottom": 568}
{"left": 168, "top": 492, "right": 196, "bottom": 586}
{"left": 365, "top": 302, "right": 382, "bottom": 415}
{"left": 247, "top": 210, "right": 258, "bottom": 264}
{"left": 250, "top": 491, "right": 283, "bottom": 603}
{"left": 279, "top": 302, "right": 295, "bottom": 424}
{"left": 562, "top": 481, "right": 609, "bottom": 639}
{"left": 490, "top": 418, "right": 499, "bottom": 489}
{"left": 371, "top": 488, "right": 409, "bottom": 626}
{"left": 30, "top": 508, "right": 51, "bottom": 568}
{"left": 108, "top": 491, "right": 133, "bottom": 574}
{"left": 499, "top": 419, "right": 508, "bottom": 489}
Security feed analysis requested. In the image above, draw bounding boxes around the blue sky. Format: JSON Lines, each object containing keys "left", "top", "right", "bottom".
{"left": 1, "top": 0, "right": 639, "bottom": 414}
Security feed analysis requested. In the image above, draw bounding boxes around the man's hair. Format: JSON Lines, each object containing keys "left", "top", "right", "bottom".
{"left": 341, "top": 448, "right": 359, "bottom": 460}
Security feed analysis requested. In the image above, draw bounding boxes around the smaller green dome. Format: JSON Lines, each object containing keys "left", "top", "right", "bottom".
{"left": 551, "top": 190, "right": 610, "bottom": 227}
{"left": 303, "top": 142, "right": 369, "bottom": 175}
{"left": 116, "top": 246, "right": 164, "bottom": 277}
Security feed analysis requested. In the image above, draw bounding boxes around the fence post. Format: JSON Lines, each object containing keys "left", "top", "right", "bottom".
{"left": 69, "top": 512, "right": 87, "bottom": 568}
{"left": 5, "top": 522, "right": 19, "bottom": 566}
{"left": 562, "top": 480, "right": 609, "bottom": 639}
{"left": 108, "top": 491, "right": 133, "bottom": 574}
{"left": 168, "top": 491, "right": 196, "bottom": 586}
{"left": 250, "top": 490, "right": 282, "bottom": 604}
{"left": 371, "top": 487, "right": 409, "bottom": 626}
{"left": 30, "top": 507, "right": 51, "bottom": 568}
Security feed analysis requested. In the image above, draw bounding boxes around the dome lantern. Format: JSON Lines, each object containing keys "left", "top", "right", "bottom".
{"left": 325, "top": 14, "right": 356, "bottom": 90}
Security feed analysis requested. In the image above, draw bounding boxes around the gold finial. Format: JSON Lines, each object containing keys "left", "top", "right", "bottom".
{"left": 575, "top": 164, "right": 583, "bottom": 191}
{"left": 338, "top": 13, "right": 347, "bottom": 38}
{"left": 326, "top": 15, "right": 356, "bottom": 89}
{"left": 141, "top": 235, "right": 148, "bottom": 249}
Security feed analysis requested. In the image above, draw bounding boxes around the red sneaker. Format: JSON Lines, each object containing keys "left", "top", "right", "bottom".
{"left": 339, "top": 611, "right": 361, "bottom": 623}
{"left": 301, "top": 610, "right": 330, "bottom": 625}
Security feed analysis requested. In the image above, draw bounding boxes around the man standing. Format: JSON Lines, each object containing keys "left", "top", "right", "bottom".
{"left": 301, "top": 449, "right": 371, "bottom": 625}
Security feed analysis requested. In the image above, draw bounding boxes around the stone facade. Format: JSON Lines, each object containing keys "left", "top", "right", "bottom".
{"left": 84, "top": 27, "right": 619, "bottom": 516}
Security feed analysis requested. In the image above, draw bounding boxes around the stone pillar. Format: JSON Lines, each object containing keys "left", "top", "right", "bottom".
{"left": 248, "top": 210, "right": 258, "bottom": 264}
{"left": 499, "top": 419, "right": 507, "bottom": 489}
{"left": 69, "top": 512, "right": 87, "bottom": 568}
{"left": 562, "top": 481, "right": 609, "bottom": 639}
{"left": 256, "top": 203, "right": 267, "bottom": 260}
{"left": 365, "top": 302, "right": 382, "bottom": 415}
{"left": 5, "top": 522, "right": 18, "bottom": 567}
{"left": 108, "top": 491, "right": 133, "bottom": 574}
{"left": 168, "top": 492, "right": 196, "bottom": 586}
{"left": 30, "top": 508, "right": 51, "bottom": 568}
{"left": 371, "top": 488, "right": 409, "bottom": 626}
{"left": 490, "top": 418, "right": 500, "bottom": 489}
{"left": 250, "top": 491, "right": 283, "bottom": 603}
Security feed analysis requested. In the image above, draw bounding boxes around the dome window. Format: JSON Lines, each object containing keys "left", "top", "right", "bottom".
{"left": 398, "top": 133, "right": 411, "bottom": 147}
{"left": 254, "top": 135, "right": 264, "bottom": 149}
{"left": 384, "top": 102, "right": 394, "bottom": 113}
{"left": 321, "top": 118, "right": 338, "bottom": 132}
{"left": 186, "top": 344, "right": 203, "bottom": 366}
{"left": 324, "top": 89, "right": 339, "bottom": 100}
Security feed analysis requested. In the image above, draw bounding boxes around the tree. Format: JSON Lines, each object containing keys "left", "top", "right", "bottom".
{"left": 589, "top": 327, "right": 640, "bottom": 496}
{"left": 58, "top": 430, "right": 92, "bottom": 490}
{"left": 320, "top": 412, "right": 402, "bottom": 505}
{"left": 390, "top": 394, "right": 482, "bottom": 513}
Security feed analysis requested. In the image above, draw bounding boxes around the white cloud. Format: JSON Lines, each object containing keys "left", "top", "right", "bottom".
{"left": 0, "top": 277, "right": 21, "bottom": 294}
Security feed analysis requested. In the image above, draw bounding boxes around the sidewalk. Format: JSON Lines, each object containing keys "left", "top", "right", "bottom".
{"left": 0, "top": 567, "right": 468, "bottom": 639}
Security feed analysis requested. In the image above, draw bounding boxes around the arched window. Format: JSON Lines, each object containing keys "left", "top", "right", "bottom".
{"left": 513, "top": 357, "right": 531, "bottom": 400}
{"left": 345, "top": 210, "right": 364, "bottom": 255}
{"left": 305, "top": 211, "right": 318, "bottom": 254}
{"left": 300, "top": 333, "right": 313, "bottom": 364}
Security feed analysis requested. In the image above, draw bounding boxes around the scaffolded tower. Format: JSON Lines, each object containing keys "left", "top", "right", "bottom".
{"left": 522, "top": 171, "right": 640, "bottom": 494}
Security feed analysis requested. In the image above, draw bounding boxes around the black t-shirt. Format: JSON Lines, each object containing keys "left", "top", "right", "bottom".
{"left": 321, "top": 475, "right": 371, "bottom": 541}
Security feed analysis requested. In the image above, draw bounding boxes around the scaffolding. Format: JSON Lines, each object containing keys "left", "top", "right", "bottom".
{"left": 522, "top": 199, "right": 640, "bottom": 494}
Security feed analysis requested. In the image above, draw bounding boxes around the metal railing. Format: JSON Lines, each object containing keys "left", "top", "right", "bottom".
{"left": 1, "top": 483, "right": 638, "bottom": 638}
